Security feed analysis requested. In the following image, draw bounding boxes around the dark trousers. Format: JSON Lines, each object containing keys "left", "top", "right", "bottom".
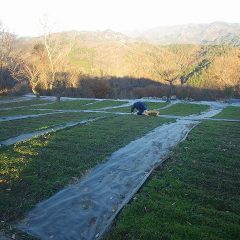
{"left": 137, "top": 109, "right": 145, "bottom": 115}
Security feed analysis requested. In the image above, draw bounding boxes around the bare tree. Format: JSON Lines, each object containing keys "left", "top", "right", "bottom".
{"left": 153, "top": 46, "right": 203, "bottom": 102}
{"left": 40, "top": 17, "right": 75, "bottom": 91}
{"left": 0, "top": 20, "right": 16, "bottom": 91}
{"left": 14, "top": 55, "right": 41, "bottom": 96}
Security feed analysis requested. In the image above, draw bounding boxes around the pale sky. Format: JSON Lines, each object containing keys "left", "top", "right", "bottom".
{"left": 1, "top": 0, "right": 240, "bottom": 37}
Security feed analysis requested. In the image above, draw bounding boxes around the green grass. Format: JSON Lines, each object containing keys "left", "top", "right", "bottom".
{"left": 0, "top": 115, "right": 171, "bottom": 239}
{"left": 32, "top": 100, "right": 127, "bottom": 110}
{"left": 0, "top": 96, "right": 21, "bottom": 100}
{"left": 85, "top": 100, "right": 128, "bottom": 110}
{"left": 159, "top": 103, "right": 209, "bottom": 116}
{"left": 107, "top": 106, "right": 131, "bottom": 113}
{"left": 108, "top": 102, "right": 168, "bottom": 113}
{"left": 105, "top": 121, "right": 240, "bottom": 240}
{"left": 0, "top": 96, "right": 16, "bottom": 99}
{"left": 0, "top": 109, "right": 53, "bottom": 117}
{"left": 213, "top": 106, "right": 240, "bottom": 120}
{"left": 146, "top": 102, "right": 168, "bottom": 109}
{"left": 0, "top": 99, "right": 50, "bottom": 108}
{"left": 32, "top": 99, "right": 96, "bottom": 110}
{"left": 0, "top": 112, "right": 103, "bottom": 141}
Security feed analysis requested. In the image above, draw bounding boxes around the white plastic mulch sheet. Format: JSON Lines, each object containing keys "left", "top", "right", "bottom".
{"left": 19, "top": 119, "right": 197, "bottom": 240}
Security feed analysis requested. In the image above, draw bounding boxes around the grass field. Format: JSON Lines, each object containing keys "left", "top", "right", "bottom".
{"left": 84, "top": 100, "right": 128, "bottom": 109}
{"left": 0, "top": 112, "right": 103, "bottom": 141}
{"left": 105, "top": 120, "right": 240, "bottom": 240}
{"left": 1, "top": 97, "right": 239, "bottom": 240}
{"left": 0, "top": 109, "right": 54, "bottom": 117}
{"left": 31, "top": 99, "right": 96, "bottom": 110}
{"left": 108, "top": 102, "right": 168, "bottom": 113}
{"left": 159, "top": 103, "right": 209, "bottom": 116}
{"left": 0, "top": 96, "right": 17, "bottom": 100}
{"left": 214, "top": 106, "right": 240, "bottom": 120}
{"left": 33, "top": 100, "right": 128, "bottom": 110}
{"left": 0, "top": 99, "right": 50, "bottom": 108}
{"left": 0, "top": 115, "right": 171, "bottom": 239}
{"left": 107, "top": 106, "right": 131, "bottom": 113}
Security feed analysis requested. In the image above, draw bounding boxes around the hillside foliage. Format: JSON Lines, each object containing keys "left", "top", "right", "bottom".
{"left": 1, "top": 29, "right": 240, "bottom": 99}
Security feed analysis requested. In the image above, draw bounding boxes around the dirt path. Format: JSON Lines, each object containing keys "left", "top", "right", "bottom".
{"left": 18, "top": 105, "right": 227, "bottom": 240}
{"left": 0, "top": 118, "right": 103, "bottom": 148}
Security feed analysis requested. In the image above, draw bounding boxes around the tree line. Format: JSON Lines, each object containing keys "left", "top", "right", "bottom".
{"left": 1, "top": 21, "right": 240, "bottom": 100}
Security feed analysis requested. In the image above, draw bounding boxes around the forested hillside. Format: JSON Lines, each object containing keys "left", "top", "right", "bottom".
{"left": 1, "top": 27, "right": 240, "bottom": 99}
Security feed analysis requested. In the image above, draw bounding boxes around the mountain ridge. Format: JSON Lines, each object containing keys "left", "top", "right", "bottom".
{"left": 17, "top": 21, "right": 240, "bottom": 46}
{"left": 125, "top": 21, "right": 240, "bottom": 45}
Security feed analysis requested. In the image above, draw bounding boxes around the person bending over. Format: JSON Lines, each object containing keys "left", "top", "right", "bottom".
{"left": 131, "top": 101, "right": 148, "bottom": 115}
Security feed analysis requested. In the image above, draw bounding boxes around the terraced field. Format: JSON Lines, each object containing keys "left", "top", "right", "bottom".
{"left": 0, "top": 97, "right": 239, "bottom": 240}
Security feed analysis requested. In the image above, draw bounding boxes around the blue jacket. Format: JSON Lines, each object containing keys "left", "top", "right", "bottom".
{"left": 131, "top": 102, "right": 147, "bottom": 113}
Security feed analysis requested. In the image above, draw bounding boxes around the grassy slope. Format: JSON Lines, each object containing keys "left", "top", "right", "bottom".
{"left": 105, "top": 121, "right": 240, "bottom": 240}
{"left": 0, "top": 115, "right": 171, "bottom": 239}
{"left": 0, "top": 112, "right": 102, "bottom": 141}
{"left": 160, "top": 103, "right": 209, "bottom": 116}
{"left": 214, "top": 106, "right": 240, "bottom": 120}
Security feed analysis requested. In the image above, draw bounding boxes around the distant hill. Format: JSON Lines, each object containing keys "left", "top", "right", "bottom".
{"left": 18, "top": 22, "right": 240, "bottom": 47}
{"left": 127, "top": 22, "right": 240, "bottom": 45}
{"left": 15, "top": 25, "right": 240, "bottom": 97}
